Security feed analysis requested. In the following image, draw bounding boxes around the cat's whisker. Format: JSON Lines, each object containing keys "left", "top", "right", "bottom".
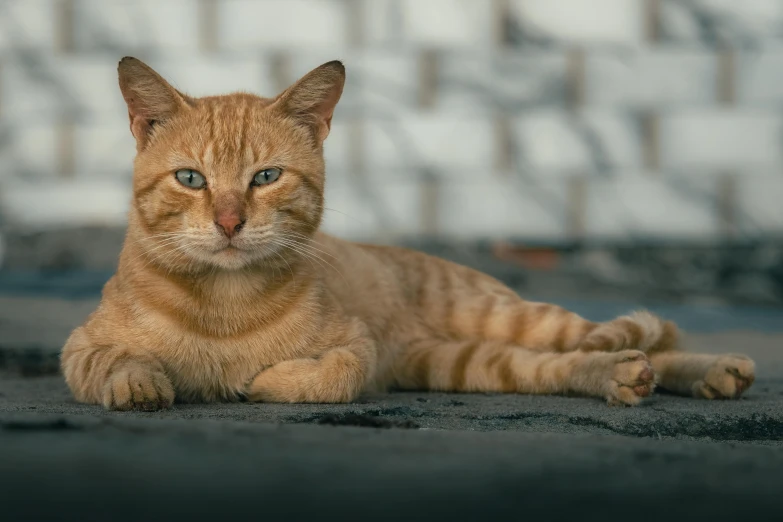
{"left": 282, "top": 232, "right": 339, "bottom": 260}
{"left": 278, "top": 234, "right": 339, "bottom": 262}
{"left": 135, "top": 237, "right": 187, "bottom": 257}
{"left": 267, "top": 239, "right": 320, "bottom": 274}
{"left": 271, "top": 237, "right": 348, "bottom": 286}
{"left": 323, "top": 206, "right": 367, "bottom": 225}
{"left": 270, "top": 249, "right": 295, "bottom": 284}
{"left": 147, "top": 241, "right": 199, "bottom": 272}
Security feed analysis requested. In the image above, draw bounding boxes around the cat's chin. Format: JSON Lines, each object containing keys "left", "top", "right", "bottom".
{"left": 207, "top": 247, "right": 256, "bottom": 270}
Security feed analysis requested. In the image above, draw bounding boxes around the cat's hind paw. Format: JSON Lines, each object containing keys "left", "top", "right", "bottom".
{"left": 605, "top": 350, "right": 656, "bottom": 407}
{"left": 692, "top": 355, "right": 755, "bottom": 400}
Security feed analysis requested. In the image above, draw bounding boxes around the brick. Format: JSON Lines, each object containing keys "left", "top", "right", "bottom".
{"left": 0, "top": 0, "right": 58, "bottom": 51}
{"left": 364, "top": 0, "right": 496, "bottom": 47}
{"left": 436, "top": 51, "right": 568, "bottom": 114}
{"left": 508, "top": 0, "right": 644, "bottom": 46}
{"left": 322, "top": 177, "right": 422, "bottom": 239}
{"left": 660, "top": 0, "right": 783, "bottom": 46}
{"left": 323, "top": 120, "right": 352, "bottom": 173}
{"left": 1, "top": 56, "right": 124, "bottom": 124}
{"left": 288, "top": 51, "right": 419, "bottom": 116}
{"left": 363, "top": 116, "right": 496, "bottom": 172}
{"left": 585, "top": 174, "right": 719, "bottom": 238}
{"left": 219, "top": 0, "right": 349, "bottom": 49}
{"left": 586, "top": 50, "right": 717, "bottom": 107}
{"left": 146, "top": 56, "right": 274, "bottom": 98}
{"left": 512, "top": 110, "right": 642, "bottom": 172}
{"left": 736, "top": 175, "right": 783, "bottom": 234}
{"left": 0, "top": 180, "right": 131, "bottom": 229}
{"left": 738, "top": 52, "right": 783, "bottom": 105}
{"left": 0, "top": 123, "right": 58, "bottom": 179}
{"left": 659, "top": 110, "right": 783, "bottom": 170}
{"left": 72, "top": 0, "right": 200, "bottom": 52}
{"left": 438, "top": 177, "right": 569, "bottom": 240}
{"left": 73, "top": 123, "right": 136, "bottom": 179}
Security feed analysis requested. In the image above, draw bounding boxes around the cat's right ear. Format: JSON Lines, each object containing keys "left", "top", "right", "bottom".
{"left": 118, "top": 57, "right": 190, "bottom": 149}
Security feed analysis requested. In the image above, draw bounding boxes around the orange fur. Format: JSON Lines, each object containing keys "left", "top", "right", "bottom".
{"left": 61, "top": 57, "right": 756, "bottom": 410}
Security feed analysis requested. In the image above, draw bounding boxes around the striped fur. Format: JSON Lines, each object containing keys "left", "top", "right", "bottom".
{"left": 60, "top": 58, "right": 756, "bottom": 410}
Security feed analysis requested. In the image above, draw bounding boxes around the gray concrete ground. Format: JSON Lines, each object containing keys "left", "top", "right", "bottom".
{"left": 1, "top": 295, "right": 783, "bottom": 521}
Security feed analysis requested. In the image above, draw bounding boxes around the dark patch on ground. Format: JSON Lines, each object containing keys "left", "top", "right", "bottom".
{"left": 295, "top": 407, "right": 424, "bottom": 429}
{"left": 0, "top": 346, "right": 61, "bottom": 376}
{"left": 312, "top": 412, "right": 419, "bottom": 429}
{"left": 2, "top": 417, "right": 82, "bottom": 431}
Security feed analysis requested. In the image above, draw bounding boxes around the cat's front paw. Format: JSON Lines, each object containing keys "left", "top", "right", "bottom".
{"left": 693, "top": 355, "right": 755, "bottom": 400}
{"left": 605, "top": 350, "right": 656, "bottom": 406}
{"left": 102, "top": 365, "right": 175, "bottom": 411}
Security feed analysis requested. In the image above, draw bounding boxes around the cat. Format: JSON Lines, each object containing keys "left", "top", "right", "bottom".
{"left": 61, "top": 57, "right": 755, "bottom": 410}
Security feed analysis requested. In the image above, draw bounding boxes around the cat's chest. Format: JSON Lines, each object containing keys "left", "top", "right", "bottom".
{"left": 144, "top": 317, "right": 311, "bottom": 402}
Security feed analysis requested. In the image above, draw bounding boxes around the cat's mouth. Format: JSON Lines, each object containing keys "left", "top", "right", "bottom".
{"left": 215, "top": 244, "right": 241, "bottom": 253}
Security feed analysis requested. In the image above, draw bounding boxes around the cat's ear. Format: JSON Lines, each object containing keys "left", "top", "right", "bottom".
{"left": 273, "top": 60, "right": 345, "bottom": 142}
{"left": 117, "top": 57, "right": 190, "bottom": 149}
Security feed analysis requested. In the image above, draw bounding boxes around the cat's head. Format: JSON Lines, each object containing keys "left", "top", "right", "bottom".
{"left": 118, "top": 57, "right": 344, "bottom": 272}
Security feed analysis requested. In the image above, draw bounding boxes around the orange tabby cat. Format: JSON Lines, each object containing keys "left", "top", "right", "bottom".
{"left": 61, "top": 57, "right": 755, "bottom": 410}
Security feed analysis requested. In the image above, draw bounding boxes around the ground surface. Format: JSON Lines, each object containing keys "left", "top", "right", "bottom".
{"left": 1, "top": 295, "right": 783, "bottom": 521}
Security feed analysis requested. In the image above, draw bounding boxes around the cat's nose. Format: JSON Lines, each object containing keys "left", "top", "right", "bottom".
{"left": 215, "top": 214, "right": 245, "bottom": 238}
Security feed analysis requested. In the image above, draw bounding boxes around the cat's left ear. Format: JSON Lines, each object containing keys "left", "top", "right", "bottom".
{"left": 273, "top": 60, "right": 345, "bottom": 142}
{"left": 118, "top": 56, "right": 191, "bottom": 150}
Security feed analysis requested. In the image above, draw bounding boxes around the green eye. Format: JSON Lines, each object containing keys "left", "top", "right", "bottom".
{"left": 251, "top": 168, "right": 282, "bottom": 186}
{"left": 175, "top": 169, "right": 206, "bottom": 189}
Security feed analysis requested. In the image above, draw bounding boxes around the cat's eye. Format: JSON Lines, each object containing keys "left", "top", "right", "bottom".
{"left": 175, "top": 169, "right": 206, "bottom": 189}
{"left": 251, "top": 168, "right": 282, "bottom": 187}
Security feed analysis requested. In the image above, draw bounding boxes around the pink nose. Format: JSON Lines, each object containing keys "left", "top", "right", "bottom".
{"left": 215, "top": 214, "right": 245, "bottom": 238}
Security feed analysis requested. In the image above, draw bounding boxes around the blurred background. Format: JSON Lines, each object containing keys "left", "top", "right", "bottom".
{"left": 1, "top": 0, "right": 782, "bottom": 308}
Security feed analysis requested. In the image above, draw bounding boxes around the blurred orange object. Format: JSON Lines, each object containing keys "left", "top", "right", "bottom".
{"left": 492, "top": 242, "right": 561, "bottom": 271}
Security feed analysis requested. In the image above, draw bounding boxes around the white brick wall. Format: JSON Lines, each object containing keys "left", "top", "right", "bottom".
{"left": 738, "top": 52, "right": 783, "bottom": 105}
{"left": 73, "top": 124, "right": 136, "bottom": 179}
{"left": 585, "top": 174, "right": 719, "bottom": 238}
{"left": 660, "top": 111, "right": 783, "bottom": 170}
{"left": 436, "top": 51, "right": 568, "bottom": 113}
{"left": 0, "top": 124, "right": 59, "bottom": 179}
{"left": 322, "top": 177, "right": 423, "bottom": 239}
{"left": 287, "top": 50, "right": 420, "bottom": 115}
{"left": 365, "top": 0, "right": 496, "bottom": 48}
{"left": 1, "top": 56, "right": 125, "bottom": 124}
{"left": 737, "top": 175, "right": 783, "bottom": 234}
{"left": 363, "top": 116, "right": 496, "bottom": 173}
{"left": 586, "top": 50, "right": 717, "bottom": 107}
{"left": 660, "top": 0, "right": 783, "bottom": 46}
{"left": 0, "top": 0, "right": 58, "bottom": 51}
{"left": 72, "top": 0, "right": 201, "bottom": 53}
{"left": 513, "top": 111, "right": 642, "bottom": 172}
{"left": 146, "top": 56, "right": 276, "bottom": 99}
{"left": 439, "top": 176, "right": 568, "bottom": 240}
{"left": 1, "top": 0, "right": 782, "bottom": 240}
{"left": 219, "top": 0, "right": 350, "bottom": 49}
{"left": 510, "top": 0, "right": 644, "bottom": 46}
{"left": 0, "top": 181, "right": 131, "bottom": 229}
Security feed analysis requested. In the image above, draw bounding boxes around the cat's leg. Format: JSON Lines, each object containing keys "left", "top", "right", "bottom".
{"left": 648, "top": 351, "right": 755, "bottom": 399}
{"left": 417, "top": 260, "right": 677, "bottom": 354}
{"left": 246, "top": 320, "right": 377, "bottom": 403}
{"left": 395, "top": 339, "right": 655, "bottom": 406}
{"left": 449, "top": 295, "right": 756, "bottom": 399}
{"left": 61, "top": 327, "right": 175, "bottom": 411}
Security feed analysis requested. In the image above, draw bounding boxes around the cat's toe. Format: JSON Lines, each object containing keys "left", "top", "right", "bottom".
{"left": 102, "top": 366, "right": 175, "bottom": 411}
{"left": 606, "top": 350, "right": 656, "bottom": 406}
{"left": 693, "top": 355, "right": 755, "bottom": 400}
